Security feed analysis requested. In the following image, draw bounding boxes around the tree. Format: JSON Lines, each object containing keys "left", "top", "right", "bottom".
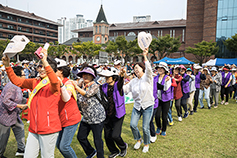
{"left": 185, "top": 40, "right": 219, "bottom": 65}
{"left": 224, "top": 33, "right": 237, "bottom": 52}
{"left": 47, "top": 43, "right": 70, "bottom": 58}
{"left": 149, "top": 34, "right": 181, "bottom": 59}
{"left": 0, "top": 39, "right": 10, "bottom": 57}
{"left": 72, "top": 41, "right": 102, "bottom": 61}
{"left": 127, "top": 38, "right": 143, "bottom": 59}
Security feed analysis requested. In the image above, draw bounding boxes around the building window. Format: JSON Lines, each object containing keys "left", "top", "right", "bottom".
{"left": 99, "top": 26, "right": 101, "bottom": 33}
{"left": 26, "top": 20, "right": 29, "bottom": 23}
{"left": 39, "top": 31, "right": 43, "bottom": 34}
{"left": 18, "top": 18, "right": 22, "bottom": 22}
{"left": 96, "top": 26, "right": 98, "bottom": 33}
{"left": 80, "top": 33, "right": 83, "bottom": 37}
{"left": 47, "top": 32, "right": 50, "bottom": 36}
{"left": 7, "top": 25, "right": 14, "bottom": 29}
{"left": 158, "top": 30, "right": 160, "bottom": 37}
{"left": 124, "top": 32, "right": 126, "bottom": 36}
{"left": 0, "top": 24, "right": 2, "bottom": 28}
{"left": 39, "top": 39, "right": 43, "bottom": 42}
{"left": 170, "top": 30, "right": 172, "bottom": 37}
{"left": 161, "top": 30, "right": 163, "bottom": 36}
{"left": 0, "top": 14, "right": 2, "bottom": 17}
{"left": 173, "top": 30, "right": 175, "bottom": 38}
{"left": 39, "top": 23, "right": 41, "bottom": 26}
{"left": 8, "top": 34, "right": 13, "bottom": 39}
{"left": 0, "top": 33, "right": 2, "bottom": 37}
{"left": 182, "top": 29, "right": 185, "bottom": 42}
{"left": 18, "top": 27, "right": 22, "bottom": 31}
{"left": 47, "top": 25, "right": 49, "bottom": 28}
{"left": 7, "top": 16, "right": 13, "bottom": 20}
{"left": 26, "top": 28, "right": 30, "bottom": 32}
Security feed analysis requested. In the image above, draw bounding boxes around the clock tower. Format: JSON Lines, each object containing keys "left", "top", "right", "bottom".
{"left": 93, "top": 5, "right": 109, "bottom": 44}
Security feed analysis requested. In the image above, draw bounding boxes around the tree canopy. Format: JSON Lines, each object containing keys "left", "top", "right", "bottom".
{"left": 224, "top": 33, "right": 237, "bottom": 52}
{"left": 185, "top": 40, "right": 219, "bottom": 64}
{"left": 149, "top": 34, "right": 181, "bottom": 59}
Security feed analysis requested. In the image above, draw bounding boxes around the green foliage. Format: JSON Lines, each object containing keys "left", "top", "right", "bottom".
{"left": 72, "top": 41, "right": 102, "bottom": 58}
{"left": 105, "top": 36, "right": 142, "bottom": 62}
{"left": 185, "top": 40, "right": 219, "bottom": 64}
{"left": 0, "top": 39, "right": 10, "bottom": 56}
{"left": 47, "top": 44, "right": 69, "bottom": 58}
{"left": 149, "top": 34, "right": 181, "bottom": 59}
{"left": 224, "top": 33, "right": 237, "bottom": 52}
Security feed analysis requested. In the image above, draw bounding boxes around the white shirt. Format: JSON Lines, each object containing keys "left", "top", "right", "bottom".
{"left": 123, "top": 61, "right": 154, "bottom": 110}
{"left": 157, "top": 76, "right": 171, "bottom": 100}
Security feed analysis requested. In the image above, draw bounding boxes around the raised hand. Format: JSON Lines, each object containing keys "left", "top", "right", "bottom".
{"left": 2, "top": 55, "right": 10, "bottom": 67}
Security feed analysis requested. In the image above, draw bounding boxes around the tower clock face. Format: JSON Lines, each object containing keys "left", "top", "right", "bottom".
{"left": 96, "top": 36, "right": 101, "bottom": 41}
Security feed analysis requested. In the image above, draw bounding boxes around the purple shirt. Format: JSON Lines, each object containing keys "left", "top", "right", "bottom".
{"left": 0, "top": 82, "right": 23, "bottom": 126}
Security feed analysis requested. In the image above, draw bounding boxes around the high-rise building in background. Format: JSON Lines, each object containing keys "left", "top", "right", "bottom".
{"left": 186, "top": 0, "right": 237, "bottom": 58}
{"left": 57, "top": 14, "right": 93, "bottom": 43}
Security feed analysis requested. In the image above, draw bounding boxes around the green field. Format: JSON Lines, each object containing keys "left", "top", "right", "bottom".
{"left": 4, "top": 99, "right": 237, "bottom": 158}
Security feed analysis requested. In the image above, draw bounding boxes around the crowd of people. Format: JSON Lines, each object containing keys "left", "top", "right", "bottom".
{"left": 0, "top": 47, "right": 237, "bottom": 158}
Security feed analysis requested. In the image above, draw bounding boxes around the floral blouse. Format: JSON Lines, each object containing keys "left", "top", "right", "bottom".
{"left": 77, "top": 82, "right": 106, "bottom": 124}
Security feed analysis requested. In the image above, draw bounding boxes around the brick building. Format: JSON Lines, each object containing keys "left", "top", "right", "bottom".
{"left": 0, "top": 4, "right": 61, "bottom": 44}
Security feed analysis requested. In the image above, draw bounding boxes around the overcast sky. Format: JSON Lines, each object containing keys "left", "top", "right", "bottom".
{"left": 0, "top": 0, "right": 187, "bottom": 23}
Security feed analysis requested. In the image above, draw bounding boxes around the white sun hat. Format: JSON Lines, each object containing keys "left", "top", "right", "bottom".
{"left": 193, "top": 64, "right": 202, "bottom": 69}
{"left": 114, "top": 60, "right": 121, "bottom": 65}
{"left": 55, "top": 58, "right": 67, "bottom": 68}
{"left": 3, "top": 35, "right": 30, "bottom": 58}
{"left": 98, "top": 67, "right": 119, "bottom": 77}
{"left": 157, "top": 62, "right": 169, "bottom": 72}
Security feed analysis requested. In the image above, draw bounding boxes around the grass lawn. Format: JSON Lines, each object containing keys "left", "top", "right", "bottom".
{"left": 4, "top": 99, "right": 237, "bottom": 158}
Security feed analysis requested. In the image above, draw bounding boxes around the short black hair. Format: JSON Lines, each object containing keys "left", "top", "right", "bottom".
{"left": 133, "top": 62, "right": 145, "bottom": 73}
{"left": 13, "top": 66, "right": 24, "bottom": 77}
{"left": 39, "top": 57, "right": 57, "bottom": 72}
{"left": 58, "top": 66, "right": 71, "bottom": 78}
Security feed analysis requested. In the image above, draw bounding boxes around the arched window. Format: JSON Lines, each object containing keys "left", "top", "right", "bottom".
{"left": 99, "top": 26, "right": 101, "bottom": 33}
{"left": 128, "top": 32, "right": 136, "bottom": 36}
{"left": 96, "top": 26, "right": 98, "bottom": 33}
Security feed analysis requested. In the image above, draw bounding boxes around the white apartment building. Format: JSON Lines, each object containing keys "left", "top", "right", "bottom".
{"left": 57, "top": 14, "right": 93, "bottom": 43}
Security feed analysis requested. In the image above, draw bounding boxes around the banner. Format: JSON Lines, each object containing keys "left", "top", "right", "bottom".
{"left": 125, "top": 92, "right": 134, "bottom": 104}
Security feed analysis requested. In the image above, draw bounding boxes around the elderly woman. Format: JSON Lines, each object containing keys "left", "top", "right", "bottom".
{"left": 73, "top": 64, "right": 106, "bottom": 158}
{"left": 55, "top": 59, "right": 81, "bottom": 158}
{"left": 199, "top": 68, "right": 213, "bottom": 109}
{"left": 2, "top": 50, "right": 61, "bottom": 158}
{"left": 98, "top": 67, "right": 127, "bottom": 158}
{"left": 220, "top": 66, "right": 232, "bottom": 105}
{"left": 0, "top": 66, "right": 27, "bottom": 158}
{"left": 210, "top": 67, "right": 222, "bottom": 108}
{"left": 123, "top": 48, "right": 154, "bottom": 153}
{"left": 154, "top": 62, "right": 172, "bottom": 137}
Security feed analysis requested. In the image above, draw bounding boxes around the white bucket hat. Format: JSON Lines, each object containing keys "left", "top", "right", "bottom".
{"left": 203, "top": 67, "right": 210, "bottom": 74}
{"left": 193, "top": 64, "right": 202, "bottom": 69}
{"left": 3, "top": 35, "right": 30, "bottom": 58}
{"left": 98, "top": 67, "right": 118, "bottom": 77}
{"left": 157, "top": 62, "right": 169, "bottom": 72}
{"left": 210, "top": 67, "right": 217, "bottom": 72}
{"left": 231, "top": 68, "right": 237, "bottom": 71}
{"left": 55, "top": 58, "right": 67, "bottom": 68}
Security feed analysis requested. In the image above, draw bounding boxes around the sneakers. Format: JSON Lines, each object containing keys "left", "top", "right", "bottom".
{"left": 214, "top": 106, "right": 218, "bottom": 108}
{"left": 183, "top": 112, "right": 189, "bottom": 118}
{"left": 199, "top": 106, "right": 204, "bottom": 109}
{"left": 208, "top": 106, "right": 211, "bottom": 109}
{"left": 109, "top": 152, "right": 119, "bottom": 158}
{"left": 156, "top": 128, "right": 161, "bottom": 135}
{"left": 15, "top": 148, "right": 24, "bottom": 156}
{"left": 178, "top": 116, "right": 182, "bottom": 122}
{"left": 161, "top": 131, "right": 166, "bottom": 137}
{"left": 221, "top": 100, "right": 225, "bottom": 105}
{"left": 134, "top": 139, "right": 143, "bottom": 150}
{"left": 150, "top": 135, "right": 157, "bottom": 143}
{"left": 169, "top": 121, "right": 174, "bottom": 126}
{"left": 225, "top": 102, "right": 229, "bottom": 105}
{"left": 142, "top": 145, "right": 149, "bottom": 153}
{"left": 119, "top": 143, "right": 128, "bottom": 157}
{"left": 190, "top": 111, "right": 194, "bottom": 115}
{"left": 86, "top": 150, "right": 97, "bottom": 158}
